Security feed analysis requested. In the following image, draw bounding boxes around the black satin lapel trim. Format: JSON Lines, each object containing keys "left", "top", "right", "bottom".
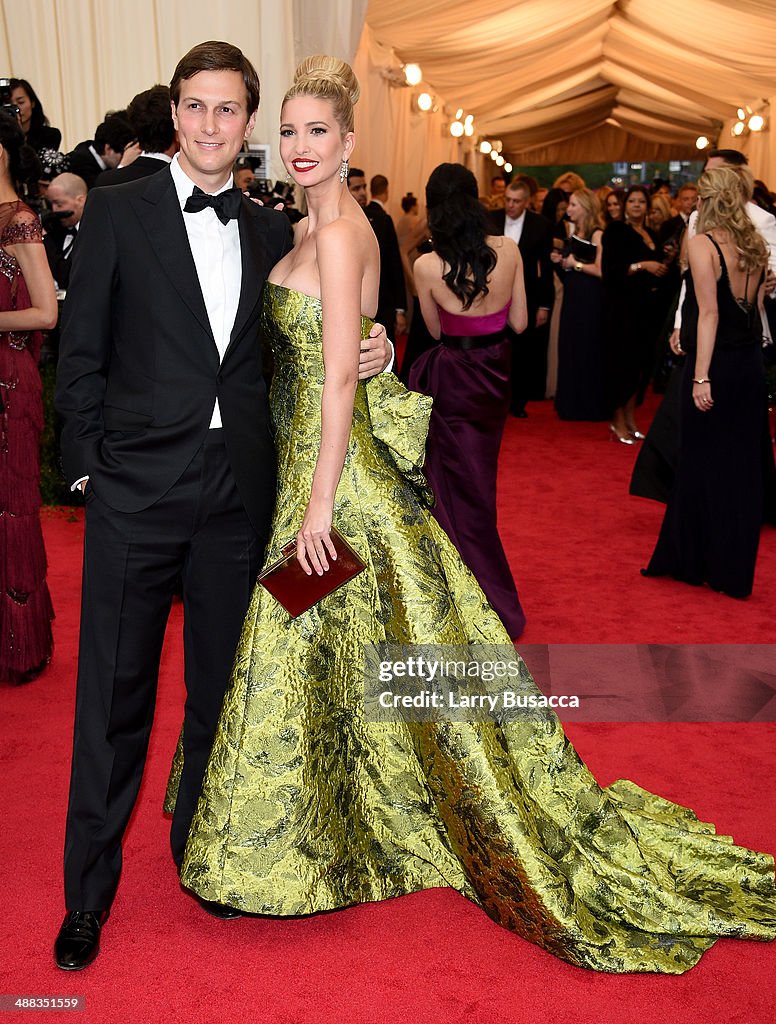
{"left": 225, "top": 200, "right": 270, "bottom": 356}
{"left": 132, "top": 175, "right": 215, "bottom": 345}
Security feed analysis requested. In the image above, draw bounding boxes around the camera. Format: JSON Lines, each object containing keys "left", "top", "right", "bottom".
{"left": 0, "top": 77, "right": 20, "bottom": 120}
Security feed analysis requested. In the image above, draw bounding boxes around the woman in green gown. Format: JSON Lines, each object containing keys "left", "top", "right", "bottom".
{"left": 178, "top": 56, "right": 776, "bottom": 973}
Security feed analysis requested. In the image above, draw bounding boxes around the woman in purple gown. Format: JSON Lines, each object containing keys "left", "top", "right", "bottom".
{"left": 409, "top": 164, "right": 527, "bottom": 638}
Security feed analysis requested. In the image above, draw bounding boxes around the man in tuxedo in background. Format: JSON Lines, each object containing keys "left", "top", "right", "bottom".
{"left": 66, "top": 113, "right": 135, "bottom": 189}
{"left": 659, "top": 181, "right": 697, "bottom": 247}
{"left": 348, "top": 169, "right": 407, "bottom": 337}
{"left": 93, "top": 85, "right": 177, "bottom": 187}
{"left": 43, "top": 173, "right": 88, "bottom": 290}
{"left": 490, "top": 180, "right": 554, "bottom": 416}
{"left": 54, "top": 40, "right": 390, "bottom": 972}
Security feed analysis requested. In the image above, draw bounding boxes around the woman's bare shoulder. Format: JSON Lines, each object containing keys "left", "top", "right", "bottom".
{"left": 317, "top": 212, "right": 373, "bottom": 249}
{"left": 413, "top": 250, "right": 442, "bottom": 276}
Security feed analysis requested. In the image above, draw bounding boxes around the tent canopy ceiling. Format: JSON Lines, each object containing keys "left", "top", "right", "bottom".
{"left": 365, "top": 0, "right": 776, "bottom": 163}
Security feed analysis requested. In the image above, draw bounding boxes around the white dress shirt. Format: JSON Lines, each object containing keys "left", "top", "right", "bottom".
{"left": 87, "top": 145, "right": 107, "bottom": 172}
{"left": 170, "top": 153, "right": 242, "bottom": 428}
{"left": 504, "top": 210, "right": 526, "bottom": 245}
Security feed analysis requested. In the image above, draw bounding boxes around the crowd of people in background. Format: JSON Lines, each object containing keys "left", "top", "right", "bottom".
{"left": 1, "top": 71, "right": 776, "bottom": 687}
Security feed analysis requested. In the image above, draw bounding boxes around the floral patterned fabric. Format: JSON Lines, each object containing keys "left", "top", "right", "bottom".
{"left": 178, "top": 283, "right": 776, "bottom": 973}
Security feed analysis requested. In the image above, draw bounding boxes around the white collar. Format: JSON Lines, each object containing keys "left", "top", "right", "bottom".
{"left": 170, "top": 152, "right": 235, "bottom": 208}
{"left": 506, "top": 209, "right": 526, "bottom": 226}
{"left": 87, "top": 145, "right": 107, "bottom": 171}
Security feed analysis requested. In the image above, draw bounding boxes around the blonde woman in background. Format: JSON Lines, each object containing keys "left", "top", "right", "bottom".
{"left": 551, "top": 188, "right": 607, "bottom": 420}
{"left": 644, "top": 166, "right": 768, "bottom": 597}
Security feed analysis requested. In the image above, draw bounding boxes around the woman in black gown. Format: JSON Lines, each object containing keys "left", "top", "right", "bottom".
{"left": 552, "top": 188, "right": 606, "bottom": 420}
{"left": 601, "top": 186, "right": 667, "bottom": 443}
{"left": 643, "top": 166, "right": 768, "bottom": 597}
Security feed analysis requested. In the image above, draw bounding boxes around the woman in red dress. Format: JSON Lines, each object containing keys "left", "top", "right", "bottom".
{"left": 0, "top": 112, "right": 57, "bottom": 682}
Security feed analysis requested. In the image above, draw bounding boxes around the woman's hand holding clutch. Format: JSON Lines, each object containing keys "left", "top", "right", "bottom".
{"left": 296, "top": 498, "right": 337, "bottom": 576}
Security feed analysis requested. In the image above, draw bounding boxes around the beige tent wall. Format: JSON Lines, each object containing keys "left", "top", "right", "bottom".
{"left": 365, "top": 0, "right": 776, "bottom": 186}
{"left": 0, "top": 0, "right": 366, "bottom": 181}
{"left": 352, "top": 24, "right": 461, "bottom": 220}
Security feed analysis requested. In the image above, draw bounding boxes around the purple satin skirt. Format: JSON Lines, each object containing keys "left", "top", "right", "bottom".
{"left": 409, "top": 336, "right": 526, "bottom": 639}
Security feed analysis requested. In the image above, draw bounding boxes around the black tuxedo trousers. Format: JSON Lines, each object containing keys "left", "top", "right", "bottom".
{"left": 65, "top": 434, "right": 261, "bottom": 909}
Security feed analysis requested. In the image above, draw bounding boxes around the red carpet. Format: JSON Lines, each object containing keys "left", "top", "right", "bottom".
{"left": 3, "top": 395, "right": 774, "bottom": 1023}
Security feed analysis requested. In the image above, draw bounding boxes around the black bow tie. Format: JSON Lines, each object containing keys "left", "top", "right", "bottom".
{"left": 183, "top": 185, "right": 242, "bottom": 225}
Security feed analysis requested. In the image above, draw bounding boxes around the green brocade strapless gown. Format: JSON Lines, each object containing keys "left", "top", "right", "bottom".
{"left": 178, "top": 283, "right": 776, "bottom": 973}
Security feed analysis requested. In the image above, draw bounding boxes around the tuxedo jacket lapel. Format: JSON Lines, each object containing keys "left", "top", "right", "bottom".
{"left": 224, "top": 197, "right": 272, "bottom": 361}
{"left": 131, "top": 168, "right": 215, "bottom": 346}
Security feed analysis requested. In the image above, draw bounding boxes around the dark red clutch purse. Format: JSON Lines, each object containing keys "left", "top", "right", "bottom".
{"left": 257, "top": 527, "right": 366, "bottom": 618}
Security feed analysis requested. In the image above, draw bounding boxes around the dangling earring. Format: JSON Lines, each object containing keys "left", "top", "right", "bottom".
{"left": 339, "top": 158, "right": 349, "bottom": 183}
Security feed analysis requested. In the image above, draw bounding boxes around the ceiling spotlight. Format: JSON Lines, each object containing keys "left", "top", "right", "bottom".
{"left": 480, "top": 140, "right": 492, "bottom": 154}
{"left": 504, "top": 162, "right": 512, "bottom": 173}
{"left": 749, "top": 113, "right": 765, "bottom": 132}
{"left": 495, "top": 155, "right": 505, "bottom": 166}
{"left": 404, "top": 64, "right": 422, "bottom": 86}
{"left": 417, "top": 92, "right": 433, "bottom": 112}
{"left": 455, "top": 108, "right": 463, "bottom": 120}
{"left": 464, "top": 114, "right": 474, "bottom": 125}
{"left": 494, "top": 140, "right": 503, "bottom": 153}
{"left": 489, "top": 149, "right": 498, "bottom": 161}
{"left": 737, "top": 107, "right": 746, "bottom": 121}
{"left": 732, "top": 120, "right": 746, "bottom": 136}
{"left": 450, "top": 120, "right": 464, "bottom": 138}
{"left": 464, "top": 122, "right": 474, "bottom": 136}
{"left": 695, "top": 135, "right": 710, "bottom": 150}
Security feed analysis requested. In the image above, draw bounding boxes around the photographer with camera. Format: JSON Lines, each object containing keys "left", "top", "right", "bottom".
{"left": 6, "top": 78, "right": 61, "bottom": 153}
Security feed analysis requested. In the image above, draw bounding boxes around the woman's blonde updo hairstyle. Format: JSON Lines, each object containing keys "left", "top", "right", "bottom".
{"left": 696, "top": 166, "right": 768, "bottom": 273}
{"left": 283, "top": 55, "right": 360, "bottom": 134}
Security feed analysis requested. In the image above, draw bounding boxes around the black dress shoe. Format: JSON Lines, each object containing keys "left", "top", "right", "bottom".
{"left": 191, "top": 892, "right": 242, "bottom": 920}
{"left": 54, "top": 910, "right": 109, "bottom": 971}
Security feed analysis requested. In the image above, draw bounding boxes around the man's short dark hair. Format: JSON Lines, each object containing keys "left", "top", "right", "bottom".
{"left": 94, "top": 113, "right": 134, "bottom": 156}
{"left": 491, "top": 175, "right": 506, "bottom": 187}
{"left": 347, "top": 167, "right": 365, "bottom": 182}
{"left": 370, "top": 174, "right": 388, "bottom": 196}
{"left": 506, "top": 180, "right": 531, "bottom": 197}
{"left": 127, "top": 86, "right": 175, "bottom": 154}
{"left": 170, "top": 40, "right": 261, "bottom": 116}
{"left": 707, "top": 148, "right": 748, "bottom": 166}
{"left": 514, "top": 173, "right": 538, "bottom": 196}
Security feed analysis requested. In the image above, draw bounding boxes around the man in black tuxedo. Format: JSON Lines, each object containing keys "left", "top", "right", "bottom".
{"left": 43, "top": 173, "right": 87, "bottom": 290}
{"left": 348, "top": 168, "right": 407, "bottom": 336}
{"left": 659, "top": 181, "right": 697, "bottom": 248}
{"left": 66, "top": 113, "right": 134, "bottom": 189}
{"left": 54, "top": 40, "right": 389, "bottom": 972}
{"left": 93, "top": 85, "right": 177, "bottom": 188}
{"left": 490, "top": 180, "right": 554, "bottom": 415}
